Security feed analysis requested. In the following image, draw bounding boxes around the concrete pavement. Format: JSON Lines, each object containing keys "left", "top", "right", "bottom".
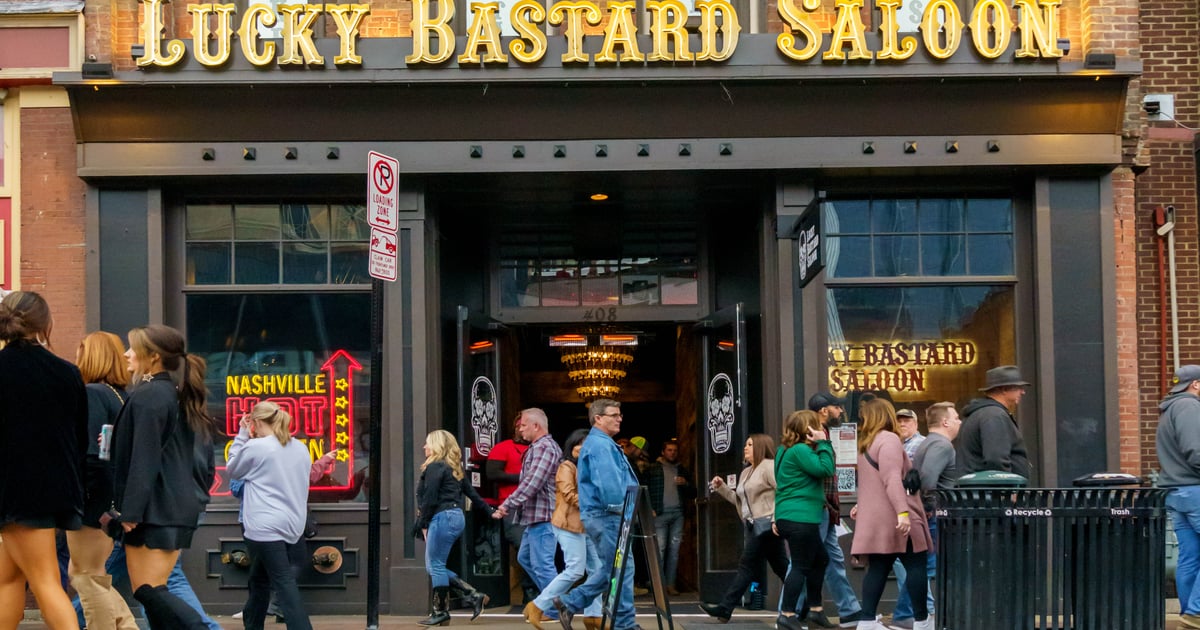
{"left": 18, "top": 608, "right": 1193, "bottom": 629}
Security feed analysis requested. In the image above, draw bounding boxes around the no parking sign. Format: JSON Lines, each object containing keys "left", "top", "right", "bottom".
{"left": 367, "top": 151, "right": 399, "bottom": 281}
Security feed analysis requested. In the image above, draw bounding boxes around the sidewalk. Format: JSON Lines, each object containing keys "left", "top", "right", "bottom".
{"left": 17, "top": 609, "right": 1192, "bottom": 629}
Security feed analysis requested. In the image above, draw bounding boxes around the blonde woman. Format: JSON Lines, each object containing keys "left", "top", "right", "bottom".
{"left": 773, "top": 410, "right": 836, "bottom": 630}
{"left": 848, "top": 398, "right": 932, "bottom": 630}
{"left": 226, "top": 401, "right": 314, "bottom": 630}
{"left": 110, "top": 324, "right": 212, "bottom": 628}
{"left": 699, "top": 433, "right": 790, "bottom": 623}
{"left": 69, "top": 332, "right": 137, "bottom": 630}
{"left": 416, "top": 430, "right": 494, "bottom": 626}
{"left": 0, "top": 291, "right": 88, "bottom": 630}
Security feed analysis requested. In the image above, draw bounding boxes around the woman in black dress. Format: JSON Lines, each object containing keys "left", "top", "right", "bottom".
{"left": 0, "top": 291, "right": 88, "bottom": 630}
{"left": 110, "top": 324, "right": 213, "bottom": 628}
{"left": 67, "top": 331, "right": 137, "bottom": 630}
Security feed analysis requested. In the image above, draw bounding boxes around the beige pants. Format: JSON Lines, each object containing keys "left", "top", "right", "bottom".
{"left": 70, "top": 573, "right": 139, "bottom": 630}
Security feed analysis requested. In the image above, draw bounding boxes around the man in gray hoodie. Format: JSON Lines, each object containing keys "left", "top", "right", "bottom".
{"left": 1157, "top": 364, "right": 1200, "bottom": 629}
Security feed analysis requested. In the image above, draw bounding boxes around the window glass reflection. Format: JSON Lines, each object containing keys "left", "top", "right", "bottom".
{"left": 826, "top": 285, "right": 1016, "bottom": 409}
{"left": 188, "top": 293, "right": 371, "bottom": 504}
{"left": 825, "top": 197, "right": 1013, "bottom": 278}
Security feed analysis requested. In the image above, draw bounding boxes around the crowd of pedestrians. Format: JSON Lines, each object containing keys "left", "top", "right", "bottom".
{"left": 0, "top": 291, "right": 317, "bottom": 629}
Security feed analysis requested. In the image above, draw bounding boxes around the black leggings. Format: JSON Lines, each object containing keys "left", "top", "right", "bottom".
{"left": 775, "top": 519, "right": 828, "bottom": 613}
{"left": 717, "top": 521, "right": 791, "bottom": 611}
{"left": 861, "top": 549, "right": 929, "bottom": 621}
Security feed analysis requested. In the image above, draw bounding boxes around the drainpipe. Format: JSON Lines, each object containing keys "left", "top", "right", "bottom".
{"left": 1157, "top": 205, "right": 1180, "bottom": 371}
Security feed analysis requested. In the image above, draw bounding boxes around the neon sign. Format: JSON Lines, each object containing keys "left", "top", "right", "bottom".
{"left": 212, "top": 349, "right": 362, "bottom": 495}
{"left": 828, "top": 340, "right": 977, "bottom": 394}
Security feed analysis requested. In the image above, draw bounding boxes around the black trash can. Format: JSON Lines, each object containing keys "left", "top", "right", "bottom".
{"left": 934, "top": 474, "right": 1167, "bottom": 630}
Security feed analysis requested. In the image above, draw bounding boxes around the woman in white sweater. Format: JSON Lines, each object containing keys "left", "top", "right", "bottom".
{"left": 226, "top": 401, "right": 314, "bottom": 630}
{"left": 699, "top": 433, "right": 790, "bottom": 623}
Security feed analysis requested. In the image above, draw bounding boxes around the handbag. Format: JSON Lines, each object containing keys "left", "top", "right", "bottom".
{"left": 750, "top": 516, "right": 774, "bottom": 537}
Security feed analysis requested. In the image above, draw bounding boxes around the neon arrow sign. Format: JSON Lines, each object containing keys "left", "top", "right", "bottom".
{"left": 213, "top": 349, "right": 364, "bottom": 495}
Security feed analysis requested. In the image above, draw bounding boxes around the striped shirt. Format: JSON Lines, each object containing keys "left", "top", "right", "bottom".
{"left": 500, "top": 433, "right": 562, "bottom": 525}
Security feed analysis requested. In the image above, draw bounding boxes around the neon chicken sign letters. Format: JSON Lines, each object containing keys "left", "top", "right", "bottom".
{"left": 212, "top": 349, "right": 362, "bottom": 496}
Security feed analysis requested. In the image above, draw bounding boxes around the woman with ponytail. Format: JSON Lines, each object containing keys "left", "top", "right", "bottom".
{"left": 110, "top": 324, "right": 213, "bottom": 629}
{"left": 0, "top": 291, "right": 88, "bottom": 629}
{"left": 226, "top": 401, "right": 314, "bottom": 630}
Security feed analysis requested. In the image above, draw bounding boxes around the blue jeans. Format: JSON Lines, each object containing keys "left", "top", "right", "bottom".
{"left": 654, "top": 507, "right": 684, "bottom": 588}
{"left": 76, "top": 539, "right": 221, "bottom": 630}
{"left": 519, "top": 521, "right": 560, "bottom": 592}
{"left": 1169, "top": 486, "right": 1200, "bottom": 615}
{"left": 533, "top": 527, "right": 602, "bottom": 617}
{"left": 563, "top": 514, "right": 636, "bottom": 630}
{"left": 818, "top": 510, "right": 862, "bottom": 617}
{"left": 425, "top": 509, "right": 466, "bottom": 588}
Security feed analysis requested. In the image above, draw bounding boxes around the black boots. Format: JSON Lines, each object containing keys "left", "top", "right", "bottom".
{"left": 449, "top": 576, "right": 490, "bottom": 621}
{"left": 133, "top": 584, "right": 210, "bottom": 630}
{"left": 418, "top": 586, "right": 451, "bottom": 626}
{"left": 698, "top": 602, "right": 732, "bottom": 623}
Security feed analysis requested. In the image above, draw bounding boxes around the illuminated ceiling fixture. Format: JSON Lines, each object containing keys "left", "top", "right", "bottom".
{"left": 558, "top": 334, "right": 637, "bottom": 402}
{"left": 590, "top": 193, "right": 609, "bottom": 201}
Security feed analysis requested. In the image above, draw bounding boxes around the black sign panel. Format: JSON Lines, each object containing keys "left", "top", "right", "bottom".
{"left": 797, "top": 206, "right": 823, "bottom": 288}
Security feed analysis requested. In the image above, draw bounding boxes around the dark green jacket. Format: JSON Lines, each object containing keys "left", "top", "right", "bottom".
{"left": 774, "top": 441, "right": 835, "bottom": 524}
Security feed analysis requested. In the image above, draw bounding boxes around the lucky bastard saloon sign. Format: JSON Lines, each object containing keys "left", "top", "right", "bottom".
{"left": 134, "top": 0, "right": 1067, "bottom": 69}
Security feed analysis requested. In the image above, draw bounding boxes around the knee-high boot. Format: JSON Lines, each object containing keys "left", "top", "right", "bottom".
{"left": 448, "top": 577, "right": 490, "bottom": 621}
{"left": 133, "top": 585, "right": 209, "bottom": 630}
{"left": 417, "top": 586, "right": 451, "bottom": 626}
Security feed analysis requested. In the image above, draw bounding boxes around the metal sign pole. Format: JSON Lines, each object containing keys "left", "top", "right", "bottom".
{"left": 366, "top": 277, "right": 384, "bottom": 629}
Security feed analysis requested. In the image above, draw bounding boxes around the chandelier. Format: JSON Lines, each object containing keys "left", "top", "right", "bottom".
{"left": 554, "top": 334, "right": 637, "bottom": 402}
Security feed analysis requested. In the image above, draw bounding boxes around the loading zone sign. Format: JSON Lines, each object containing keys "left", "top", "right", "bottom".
{"left": 368, "top": 151, "right": 400, "bottom": 282}
{"left": 368, "top": 151, "right": 399, "bottom": 233}
{"left": 369, "top": 227, "right": 397, "bottom": 281}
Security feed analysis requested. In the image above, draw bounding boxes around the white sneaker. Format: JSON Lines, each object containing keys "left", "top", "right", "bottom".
{"left": 856, "top": 617, "right": 886, "bottom": 630}
{"left": 913, "top": 617, "right": 934, "bottom": 630}
{"left": 232, "top": 611, "right": 244, "bottom": 619}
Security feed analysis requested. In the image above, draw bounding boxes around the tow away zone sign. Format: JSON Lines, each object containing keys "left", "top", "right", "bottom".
{"left": 367, "top": 151, "right": 399, "bottom": 282}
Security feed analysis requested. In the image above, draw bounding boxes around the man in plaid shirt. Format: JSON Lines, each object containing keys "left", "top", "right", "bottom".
{"left": 494, "top": 408, "right": 563, "bottom": 602}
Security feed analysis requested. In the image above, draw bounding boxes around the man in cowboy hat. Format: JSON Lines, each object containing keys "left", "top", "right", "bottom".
{"left": 956, "top": 365, "right": 1032, "bottom": 479}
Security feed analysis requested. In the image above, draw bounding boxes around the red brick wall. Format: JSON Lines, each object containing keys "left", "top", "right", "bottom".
{"left": 1134, "top": 0, "right": 1200, "bottom": 477}
{"left": 19, "top": 106, "right": 86, "bottom": 362}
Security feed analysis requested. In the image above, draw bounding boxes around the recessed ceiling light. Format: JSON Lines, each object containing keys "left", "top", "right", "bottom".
{"left": 590, "top": 193, "right": 609, "bottom": 201}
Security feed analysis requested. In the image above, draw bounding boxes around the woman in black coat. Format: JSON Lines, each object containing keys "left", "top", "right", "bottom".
{"left": 110, "top": 324, "right": 213, "bottom": 629}
{"left": 0, "top": 291, "right": 88, "bottom": 630}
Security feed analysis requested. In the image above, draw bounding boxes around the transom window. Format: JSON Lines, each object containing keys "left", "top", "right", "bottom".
{"left": 498, "top": 225, "right": 699, "bottom": 307}
{"left": 185, "top": 203, "right": 370, "bottom": 286}
{"left": 823, "top": 198, "right": 1015, "bottom": 279}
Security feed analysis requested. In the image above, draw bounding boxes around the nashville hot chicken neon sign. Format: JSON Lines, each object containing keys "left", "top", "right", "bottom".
{"left": 213, "top": 349, "right": 362, "bottom": 496}
{"left": 135, "top": 0, "right": 1065, "bottom": 69}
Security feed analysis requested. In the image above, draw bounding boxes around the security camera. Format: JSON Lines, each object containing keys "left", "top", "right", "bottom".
{"left": 1144, "top": 100, "right": 1161, "bottom": 116}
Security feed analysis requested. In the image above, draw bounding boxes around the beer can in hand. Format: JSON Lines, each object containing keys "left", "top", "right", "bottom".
{"left": 98, "top": 424, "right": 114, "bottom": 461}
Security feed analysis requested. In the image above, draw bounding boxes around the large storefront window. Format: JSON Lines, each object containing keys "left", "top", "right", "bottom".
{"left": 189, "top": 293, "right": 371, "bottom": 504}
{"left": 824, "top": 196, "right": 1017, "bottom": 410}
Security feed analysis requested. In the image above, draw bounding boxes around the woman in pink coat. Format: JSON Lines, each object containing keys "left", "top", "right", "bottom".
{"left": 849, "top": 398, "right": 933, "bottom": 630}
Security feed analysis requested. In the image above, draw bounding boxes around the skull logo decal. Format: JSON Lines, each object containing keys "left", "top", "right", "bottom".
{"left": 707, "top": 373, "right": 736, "bottom": 454}
{"left": 470, "top": 376, "right": 498, "bottom": 456}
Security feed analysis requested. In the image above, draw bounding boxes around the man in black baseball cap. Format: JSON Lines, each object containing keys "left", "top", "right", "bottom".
{"left": 808, "top": 392, "right": 846, "bottom": 420}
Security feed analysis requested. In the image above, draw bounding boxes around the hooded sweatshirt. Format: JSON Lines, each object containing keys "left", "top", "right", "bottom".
{"left": 956, "top": 397, "right": 1031, "bottom": 479}
{"left": 1157, "top": 392, "right": 1200, "bottom": 487}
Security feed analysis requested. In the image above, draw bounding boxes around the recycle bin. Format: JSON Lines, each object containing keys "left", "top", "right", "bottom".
{"left": 935, "top": 473, "right": 1167, "bottom": 630}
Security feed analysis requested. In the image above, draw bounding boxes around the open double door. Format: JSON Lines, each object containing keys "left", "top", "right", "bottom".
{"left": 451, "top": 304, "right": 749, "bottom": 607}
